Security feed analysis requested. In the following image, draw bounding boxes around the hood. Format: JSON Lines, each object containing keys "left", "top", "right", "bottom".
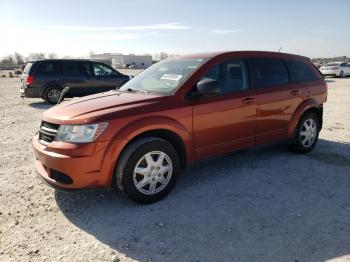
{"left": 42, "top": 90, "right": 163, "bottom": 124}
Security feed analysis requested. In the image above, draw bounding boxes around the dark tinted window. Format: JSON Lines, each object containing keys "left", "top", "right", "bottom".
{"left": 36, "top": 62, "right": 59, "bottom": 76}
{"left": 62, "top": 62, "right": 92, "bottom": 76}
{"left": 200, "top": 59, "right": 249, "bottom": 93}
{"left": 286, "top": 60, "right": 318, "bottom": 83}
{"left": 250, "top": 58, "right": 289, "bottom": 88}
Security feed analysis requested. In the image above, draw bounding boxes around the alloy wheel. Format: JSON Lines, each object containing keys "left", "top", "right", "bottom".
{"left": 300, "top": 118, "right": 317, "bottom": 148}
{"left": 133, "top": 151, "right": 173, "bottom": 195}
{"left": 47, "top": 89, "right": 61, "bottom": 103}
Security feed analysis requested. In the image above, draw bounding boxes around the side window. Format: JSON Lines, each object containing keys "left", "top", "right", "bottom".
{"left": 62, "top": 62, "right": 92, "bottom": 76}
{"left": 201, "top": 64, "right": 220, "bottom": 82}
{"left": 285, "top": 60, "right": 318, "bottom": 83}
{"left": 340, "top": 63, "right": 346, "bottom": 67}
{"left": 93, "top": 63, "right": 113, "bottom": 76}
{"left": 200, "top": 59, "right": 249, "bottom": 93}
{"left": 36, "top": 62, "right": 59, "bottom": 76}
{"left": 250, "top": 58, "right": 289, "bottom": 88}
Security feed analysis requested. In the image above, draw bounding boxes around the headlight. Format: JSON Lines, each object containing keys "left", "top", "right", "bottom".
{"left": 55, "top": 122, "right": 108, "bottom": 143}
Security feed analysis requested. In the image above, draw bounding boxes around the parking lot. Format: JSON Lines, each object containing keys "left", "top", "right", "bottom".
{"left": 0, "top": 75, "right": 349, "bottom": 261}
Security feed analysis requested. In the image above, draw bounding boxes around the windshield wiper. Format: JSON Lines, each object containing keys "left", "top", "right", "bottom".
{"left": 126, "top": 88, "right": 149, "bottom": 93}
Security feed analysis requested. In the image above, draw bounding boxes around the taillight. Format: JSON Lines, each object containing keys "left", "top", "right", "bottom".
{"left": 26, "top": 75, "right": 34, "bottom": 85}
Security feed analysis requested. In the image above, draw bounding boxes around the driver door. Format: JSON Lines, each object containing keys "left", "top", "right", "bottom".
{"left": 192, "top": 58, "right": 257, "bottom": 159}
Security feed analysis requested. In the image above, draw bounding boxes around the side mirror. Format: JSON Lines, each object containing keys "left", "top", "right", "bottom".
{"left": 196, "top": 79, "right": 220, "bottom": 95}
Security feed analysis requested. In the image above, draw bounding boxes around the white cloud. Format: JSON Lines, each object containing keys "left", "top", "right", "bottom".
{"left": 210, "top": 29, "right": 243, "bottom": 34}
{"left": 48, "top": 22, "right": 193, "bottom": 32}
{"left": 308, "top": 29, "right": 350, "bottom": 35}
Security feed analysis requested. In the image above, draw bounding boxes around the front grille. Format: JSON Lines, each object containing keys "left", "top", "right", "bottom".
{"left": 39, "top": 121, "right": 59, "bottom": 145}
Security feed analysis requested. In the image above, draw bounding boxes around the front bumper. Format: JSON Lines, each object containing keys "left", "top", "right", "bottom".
{"left": 32, "top": 135, "right": 110, "bottom": 189}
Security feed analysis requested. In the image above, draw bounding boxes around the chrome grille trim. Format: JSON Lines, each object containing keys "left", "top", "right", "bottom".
{"left": 38, "top": 121, "right": 59, "bottom": 145}
{"left": 41, "top": 126, "right": 58, "bottom": 134}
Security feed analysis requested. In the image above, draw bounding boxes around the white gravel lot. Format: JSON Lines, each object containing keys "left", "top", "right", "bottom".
{"left": 0, "top": 75, "right": 349, "bottom": 262}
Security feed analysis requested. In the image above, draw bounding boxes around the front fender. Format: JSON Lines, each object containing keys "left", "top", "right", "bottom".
{"left": 42, "top": 81, "right": 64, "bottom": 98}
{"left": 288, "top": 98, "right": 321, "bottom": 138}
{"left": 99, "top": 116, "right": 193, "bottom": 186}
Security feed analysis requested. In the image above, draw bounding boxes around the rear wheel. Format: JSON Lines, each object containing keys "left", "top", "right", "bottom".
{"left": 44, "top": 86, "right": 62, "bottom": 104}
{"left": 290, "top": 112, "right": 320, "bottom": 153}
{"left": 115, "top": 137, "right": 180, "bottom": 204}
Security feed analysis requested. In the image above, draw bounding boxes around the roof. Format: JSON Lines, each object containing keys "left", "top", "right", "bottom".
{"left": 178, "top": 50, "right": 309, "bottom": 60}
{"left": 28, "top": 59, "right": 97, "bottom": 63}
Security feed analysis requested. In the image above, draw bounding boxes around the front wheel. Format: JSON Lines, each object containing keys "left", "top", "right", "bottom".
{"left": 290, "top": 112, "right": 320, "bottom": 153}
{"left": 339, "top": 71, "right": 344, "bottom": 78}
{"left": 115, "top": 137, "right": 180, "bottom": 204}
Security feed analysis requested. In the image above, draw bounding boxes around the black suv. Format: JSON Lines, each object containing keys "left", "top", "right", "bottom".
{"left": 21, "top": 59, "right": 130, "bottom": 104}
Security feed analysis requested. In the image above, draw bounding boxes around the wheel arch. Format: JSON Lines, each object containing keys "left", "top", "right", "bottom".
{"left": 288, "top": 98, "right": 323, "bottom": 137}
{"left": 42, "top": 82, "right": 65, "bottom": 99}
{"left": 129, "top": 129, "right": 188, "bottom": 169}
{"left": 101, "top": 116, "right": 193, "bottom": 187}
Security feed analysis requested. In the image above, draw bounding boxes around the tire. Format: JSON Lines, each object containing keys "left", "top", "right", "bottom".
{"left": 44, "top": 86, "right": 62, "bottom": 104}
{"left": 339, "top": 71, "right": 344, "bottom": 78}
{"left": 290, "top": 112, "right": 320, "bottom": 153}
{"left": 115, "top": 137, "right": 180, "bottom": 204}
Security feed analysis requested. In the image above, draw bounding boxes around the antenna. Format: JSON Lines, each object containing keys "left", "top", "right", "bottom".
{"left": 278, "top": 47, "right": 282, "bottom": 52}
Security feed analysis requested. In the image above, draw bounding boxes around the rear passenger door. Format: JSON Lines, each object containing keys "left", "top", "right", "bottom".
{"left": 249, "top": 57, "right": 303, "bottom": 144}
{"left": 92, "top": 63, "right": 121, "bottom": 92}
{"left": 61, "top": 62, "right": 95, "bottom": 97}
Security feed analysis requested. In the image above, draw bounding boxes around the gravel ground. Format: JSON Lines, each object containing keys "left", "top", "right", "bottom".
{"left": 0, "top": 76, "right": 349, "bottom": 262}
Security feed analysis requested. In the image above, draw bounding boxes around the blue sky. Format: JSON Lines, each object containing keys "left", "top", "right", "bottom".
{"left": 0, "top": 0, "right": 349, "bottom": 58}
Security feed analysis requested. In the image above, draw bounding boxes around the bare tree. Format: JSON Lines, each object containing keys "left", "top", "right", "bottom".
{"left": 13, "top": 52, "right": 24, "bottom": 65}
{"left": 0, "top": 55, "right": 15, "bottom": 68}
{"left": 48, "top": 53, "right": 58, "bottom": 59}
{"left": 153, "top": 52, "right": 170, "bottom": 61}
{"left": 28, "top": 53, "right": 46, "bottom": 61}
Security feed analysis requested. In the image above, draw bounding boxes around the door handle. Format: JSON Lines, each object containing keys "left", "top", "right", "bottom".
{"left": 242, "top": 97, "right": 255, "bottom": 104}
{"left": 290, "top": 90, "right": 301, "bottom": 96}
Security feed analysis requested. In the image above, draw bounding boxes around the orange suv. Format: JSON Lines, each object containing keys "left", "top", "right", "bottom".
{"left": 32, "top": 51, "right": 327, "bottom": 203}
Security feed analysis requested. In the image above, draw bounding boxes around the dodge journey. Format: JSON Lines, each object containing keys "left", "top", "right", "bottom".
{"left": 32, "top": 51, "right": 327, "bottom": 203}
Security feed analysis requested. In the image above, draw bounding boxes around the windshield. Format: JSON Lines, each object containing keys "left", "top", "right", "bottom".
{"left": 24, "top": 62, "right": 33, "bottom": 74}
{"left": 119, "top": 57, "right": 206, "bottom": 94}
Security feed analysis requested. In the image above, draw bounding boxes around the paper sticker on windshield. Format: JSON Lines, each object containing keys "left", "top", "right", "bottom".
{"left": 160, "top": 74, "right": 183, "bottom": 81}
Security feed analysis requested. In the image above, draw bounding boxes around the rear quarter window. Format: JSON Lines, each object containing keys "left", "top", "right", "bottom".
{"left": 250, "top": 58, "right": 289, "bottom": 88}
{"left": 285, "top": 60, "right": 318, "bottom": 83}
{"left": 36, "top": 62, "right": 60, "bottom": 76}
{"left": 24, "top": 63, "right": 33, "bottom": 74}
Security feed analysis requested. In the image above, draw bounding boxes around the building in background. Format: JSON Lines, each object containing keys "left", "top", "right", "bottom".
{"left": 90, "top": 53, "right": 152, "bottom": 69}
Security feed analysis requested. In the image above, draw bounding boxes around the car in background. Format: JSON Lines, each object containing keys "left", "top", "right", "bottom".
{"left": 21, "top": 59, "right": 130, "bottom": 104}
{"left": 319, "top": 62, "right": 350, "bottom": 78}
{"left": 32, "top": 51, "right": 327, "bottom": 203}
